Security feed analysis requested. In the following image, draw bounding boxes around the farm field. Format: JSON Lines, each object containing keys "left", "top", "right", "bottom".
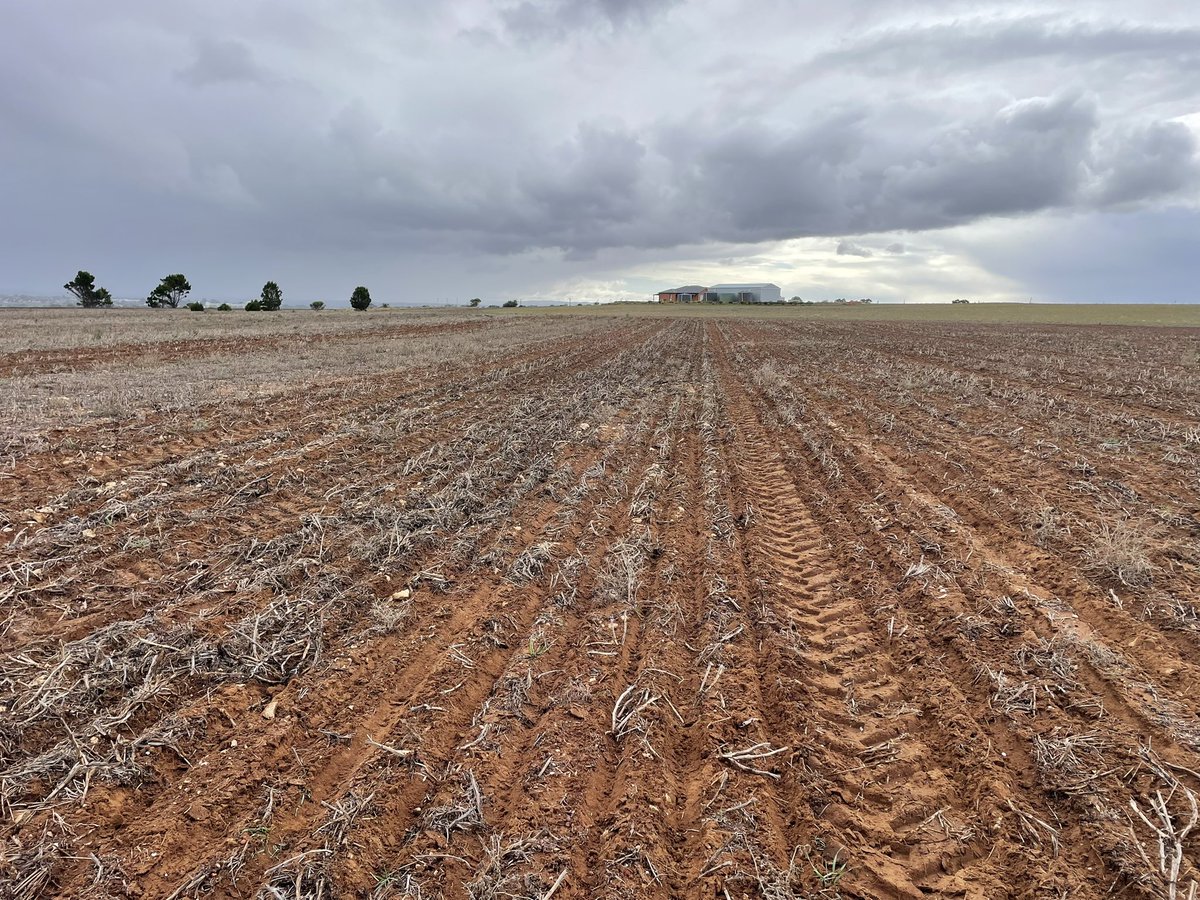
{"left": 508, "top": 302, "right": 1200, "bottom": 327}
{"left": 2, "top": 309, "right": 1200, "bottom": 899}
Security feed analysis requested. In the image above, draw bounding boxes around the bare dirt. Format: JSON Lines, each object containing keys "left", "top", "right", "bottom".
{"left": 2, "top": 313, "right": 1199, "bottom": 899}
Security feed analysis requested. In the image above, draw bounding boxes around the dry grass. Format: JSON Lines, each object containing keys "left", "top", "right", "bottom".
{"left": 0, "top": 307, "right": 462, "bottom": 355}
{"left": 1085, "top": 517, "right": 1156, "bottom": 587}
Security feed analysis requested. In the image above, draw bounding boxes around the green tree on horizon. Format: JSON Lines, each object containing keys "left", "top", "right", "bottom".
{"left": 65, "top": 271, "right": 113, "bottom": 308}
{"left": 146, "top": 274, "right": 192, "bottom": 308}
{"left": 350, "top": 286, "right": 372, "bottom": 311}
{"left": 260, "top": 281, "right": 283, "bottom": 311}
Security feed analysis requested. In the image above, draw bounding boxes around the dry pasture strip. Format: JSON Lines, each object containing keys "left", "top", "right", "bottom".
{"left": 0, "top": 312, "right": 619, "bottom": 461}
{"left": 0, "top": 316, "right": 492, "bottom": 379}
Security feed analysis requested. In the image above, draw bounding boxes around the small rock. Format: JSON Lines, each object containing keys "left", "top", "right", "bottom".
{"left": 262, "top": 698, "right": 279, "bottom": 720}
{"left": 391, "top": 588, "right": 411, "bottom": 600}
{"left": 186, "top": 804, "right": 210, "bottom": 822}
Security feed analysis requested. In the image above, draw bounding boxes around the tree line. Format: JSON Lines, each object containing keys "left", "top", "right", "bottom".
{"left": 64, "top": 271, "right": 374, "bottom": 311}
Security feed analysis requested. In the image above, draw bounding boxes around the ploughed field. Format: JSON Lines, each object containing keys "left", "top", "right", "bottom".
{"left": 2, "top": 310, "right": 1200, "bottom": 900}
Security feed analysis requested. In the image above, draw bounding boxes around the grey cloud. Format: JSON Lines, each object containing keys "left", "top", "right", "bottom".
{"left": 1088, "top": 120, "right": 1200, "bottom": 206}
{"left": 655, "top": 91, "right": 1195, "bottom": 249}
{"left": 886, "top": 242, "right": 906, "bottom": 254}
{"left": 22, "top": 82, "right": 1192, "bottom": 263}
{"left": 876, "top": 92, "right": 1095, "bottom": 224}
{"left": 810, "top": 16, "right": 1200, "bottom": 77}
{"left": 2, "top": 1, "right": 1199, "bottom": 303}
{"left": 520, "top": 125, "right": 647, "bottom": 227}
{"left": 837, "top": 240, "right": 873, "bottom": 257}
{"left": 499, "top": 0, "right": 679, "bottom": 39}
{"left": 177, "top": 37, "right": 266, "bottom": 87}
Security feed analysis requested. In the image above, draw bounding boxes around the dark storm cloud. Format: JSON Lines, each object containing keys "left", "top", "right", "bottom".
{"left": 1088, "top": 120, "right": 1200, "bottom": 206}
{"left": 638, "top": 92, "right": 1197, "bottom": 248}
{"left": 0, "top": 1, "right": 1198, "bottom": 301}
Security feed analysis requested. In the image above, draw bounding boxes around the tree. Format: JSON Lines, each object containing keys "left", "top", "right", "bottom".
{"left": 146, "top": 274, "right": 191, "bottom": 308}
{"left": 502, "top": 299, "right": 519, "bottom": 308}
{"left": 260, "top": 281, "right": 283, "bottom": 311}
{"left": 245, "top": 299, "right": 262, "bottom": 311}
{"left": 65, "top": 271, "right": 113, "bottom": 308}
{"left": 217, "top": 303, "right": 232, "bottom": 311}
{"left": 350, "top": 286, "right": 372, "bottom": 311}
{"left": 469, "top": 297, "right": 481, "bottom": 307}
{"left": 310, "top": 300, "right": 325, "bottom": 310}
{"left": 185, "top": 301, "right": 205, "bottom": 312}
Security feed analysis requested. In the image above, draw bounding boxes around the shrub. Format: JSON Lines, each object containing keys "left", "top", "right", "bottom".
{"left": 350, "top": 286, "right": 372, "bottom": 311}
{"left": 245, "top": 299, "right": 263, "bottom": 311}
{"left": 502, "top": 299, "right": 519, "bottom": 308}
{"left": 310, "top": 301, "right": 325, "bottom": 310}
{"left": 217, "top": 303, "right": 232, "bottom": 311}
{"left": 185, "top": 301, "right": 205, "bottom": 312}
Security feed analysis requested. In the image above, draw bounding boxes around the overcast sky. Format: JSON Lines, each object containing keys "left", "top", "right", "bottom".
{"left": 3, "top": 1, "right": 1199, "bottom": 304}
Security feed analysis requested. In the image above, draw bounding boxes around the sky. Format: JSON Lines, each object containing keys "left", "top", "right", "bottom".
{"left": 2, "top": 1, "right": 1199, "bottom": 305}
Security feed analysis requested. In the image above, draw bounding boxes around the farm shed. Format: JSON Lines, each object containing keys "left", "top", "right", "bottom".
{"left": 708, "top": 283, "right": 782, "bottom": 303}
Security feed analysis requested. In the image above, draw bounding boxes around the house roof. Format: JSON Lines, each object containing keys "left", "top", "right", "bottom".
{"left": 658, "top": 285, "right": 709, "bottom": 293}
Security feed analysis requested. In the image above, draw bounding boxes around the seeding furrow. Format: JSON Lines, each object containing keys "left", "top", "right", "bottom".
{"left": 1, "top": 323, "right": 671, "bottom": 896}
{"left": 0, "top": 323, "right": 651, "bottom": 652}
{"left": 5, "top": 314, "right": 1200, "bottom": 900}
{"left": 721, "top": 323, "right": 1200, "bottom": 898}
{"left": 711, "top": 326, "right": 1034, "bottom": 898}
